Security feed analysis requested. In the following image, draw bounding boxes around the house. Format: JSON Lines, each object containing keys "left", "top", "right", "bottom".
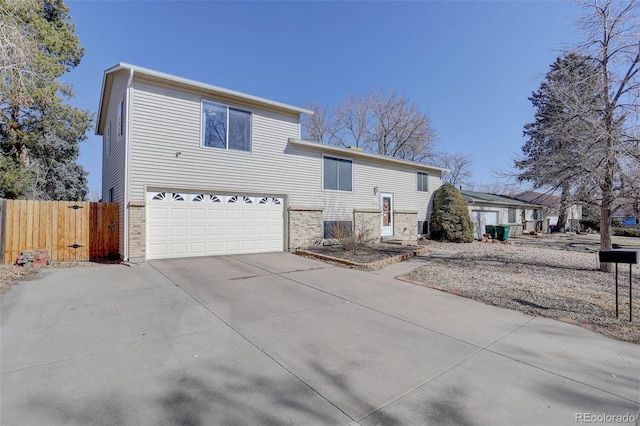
{"left": 96, "top": 63, "right": 445, "bottom": 261}
{"left": 513, "top": 191, "right": 582, "bottom": 232}
{"left": 460, "top": 190, "right": 542, "bottom": 239}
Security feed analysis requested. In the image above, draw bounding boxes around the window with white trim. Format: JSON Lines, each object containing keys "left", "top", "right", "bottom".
{"left": 323, "top": 156, "right": 352, "bottom": 191}
{"left": 108, "top": 187, "right": 114, "bottom": 202}
{"left": 105, "top": 123, "right": 111, "bottom": 156}
{"left": 202, "top": 101, "right": 251, "bottom": 151}
{"left": 117, "top": 98, "right": 125, "bottom": 138}
{"left": 417, "top": 171, "right": 429, "bottom": 192}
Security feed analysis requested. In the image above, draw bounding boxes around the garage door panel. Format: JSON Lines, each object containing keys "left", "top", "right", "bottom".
{"left": 170, "top": 225, "right": 187, "bottom": 237}
{"left": 190, "top": 225, "right": 205, "bottom": 237}
{"left": 147, "top": 191, "right": 284, "bottom": 260}
{"left": 208, "top": 241, "right": 224, "bottom": 253}
{"left": 225, "top": 241, "right": 240, "bottom": 252}
{"left": 149, "top": 208, "right": 168, "bottom": 220}
{"left": 190, "top": 242, "right": 206, "bottom": 255}
{"left": 148, "top": 243, "right": 168, "bottom": 257}
{"left": 208, "top": 225, "right": 223, "bottom": 236}
{"left": 208, "top": 210, "right": 223, "bottom": 220}
{"left": 148, "top": 226, "right": 167, "bottom": 238}
{"left": 170, "top": 208, "right": 187, "bottom": 220}
{"left": 190, "top": 208, "right": 206, "bottom": 220}
{"left": 269, "top": 210, "right": 282, "bottom": 220}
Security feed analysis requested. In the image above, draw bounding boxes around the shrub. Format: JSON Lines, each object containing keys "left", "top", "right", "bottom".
{"left": 328, "top": 222, "right": 375, "bottom": 253}
{"left": 612, "top": 227, "right": 640, "bottom": 238}
{"left": 430, "top": 184, "right": 474, "bottom": 243}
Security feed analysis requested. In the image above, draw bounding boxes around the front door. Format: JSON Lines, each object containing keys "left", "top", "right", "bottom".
{"left": 380, "top": 193, "right": 393, "bottom": 236}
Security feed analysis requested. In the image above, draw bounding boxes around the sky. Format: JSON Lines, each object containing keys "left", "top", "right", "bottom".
{"left": 65, "top": 0, "right": 584, "bottom": 196}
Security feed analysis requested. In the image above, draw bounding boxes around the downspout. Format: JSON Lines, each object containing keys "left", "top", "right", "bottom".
{"left": 124, "top": 67, "right": 134, "bottom": 261}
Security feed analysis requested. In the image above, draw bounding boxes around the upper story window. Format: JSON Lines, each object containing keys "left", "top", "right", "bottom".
{"left": 105, "top": 123, "right": 111, "bottom": 156}
{"left": 117, "top": 97, "right": 125, "bottom": 138}
{"left": 202, "top": 101, "right": 251, "bottom": 152}
{"left": 323, "top": 155, "right": 352, "bottom": 191}
{"left": 417, "top": 171, "right": 429, "bottom": 192}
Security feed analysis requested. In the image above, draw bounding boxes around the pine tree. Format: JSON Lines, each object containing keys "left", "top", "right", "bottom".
{"left": 516, "top": 53, "right": 603, "bottom": 230}
{"left": 430, "top": 184, "right": 474, "bottom": 243}
{"left": 0, "top": 0, "right": 93, "bottom": 200}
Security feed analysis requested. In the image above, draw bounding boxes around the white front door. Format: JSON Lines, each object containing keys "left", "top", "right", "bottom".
{"left": 380, "top": 193, "right": 393, "bottom": 236}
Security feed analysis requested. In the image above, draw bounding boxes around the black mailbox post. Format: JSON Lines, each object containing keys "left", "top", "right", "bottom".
{"left": 598, "top": 250, "right": 638, "bottom": 321}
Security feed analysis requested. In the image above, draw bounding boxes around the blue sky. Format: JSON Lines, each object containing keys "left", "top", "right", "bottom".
{"left": 66, "top": 0, "right": 582, "bottom": 195}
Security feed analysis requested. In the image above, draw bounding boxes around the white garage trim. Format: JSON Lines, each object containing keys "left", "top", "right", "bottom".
{"left": 146, "top": 190, "right": 284, "bottom": 259}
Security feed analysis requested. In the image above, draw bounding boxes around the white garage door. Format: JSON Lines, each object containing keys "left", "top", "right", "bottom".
{"left": 146, "top": 191, "right": 284, "bottom": 259}
{"left": 472, "top": 211, "right": 499, "bottom": 239}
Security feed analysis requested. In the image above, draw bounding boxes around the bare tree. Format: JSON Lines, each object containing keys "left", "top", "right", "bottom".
{"left": 466, "top": 180, "right": 525, "bottom": 197}
{"left": 334, "top": 95, "right": 371, "bottom": 149}
{"left": 574, "top": 0, "right": 640, "bottom": 271}
{"left": 301, "top": 101, "right": 336, "bottom": 144}
{"left": 435, "top": 153, "right": 473, "bottom": 187}
{"left": 301, "top": 88, "right": 437, "bottom": 163}
{"left": 513, "top": 1, "right": 640, "bottom": 271}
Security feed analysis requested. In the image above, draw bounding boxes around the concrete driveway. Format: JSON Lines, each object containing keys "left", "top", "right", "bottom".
{"left": 1, "top": 253, "right": 638, "bottom": 425}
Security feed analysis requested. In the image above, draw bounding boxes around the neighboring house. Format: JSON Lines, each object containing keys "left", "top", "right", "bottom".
{"left": 96, "top": 63, "right": 445, "bottom": 261}
{"left": 615, "top": 207, "right": 639, "bottom": 227}
{"left": 513, "top": 191, "right": 582, "bottom": 232}
{"left": 460, "top": 190, "right": 542, "bottom": 239}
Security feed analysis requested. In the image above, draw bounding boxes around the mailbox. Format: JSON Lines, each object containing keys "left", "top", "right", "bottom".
{"left": 598, "top": 250, "right": 638, "bottom": 264}
{"left": 598, "top": 250, "right": 637, "bottom": 321}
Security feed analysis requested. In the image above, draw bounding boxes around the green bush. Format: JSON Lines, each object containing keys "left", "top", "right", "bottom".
{"left": 612, "top": 227, "right": 640, "bottom": 238}
{"left": 430, "top": 184, "right": 474, "bottom": 243}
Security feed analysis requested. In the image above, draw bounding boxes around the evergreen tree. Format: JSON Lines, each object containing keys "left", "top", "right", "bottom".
{"left": 0, "top": 0, "right": 92, "bottom": 200}
{"left": 430, "top": 184, "right": 474, "bottom": 243}
{"left": 516, "top": 53, "right": 603, "bottom": 230}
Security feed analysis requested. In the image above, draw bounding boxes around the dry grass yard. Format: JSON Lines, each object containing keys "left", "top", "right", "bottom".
{"left": 403, "top": 240, "right": 639, "bottom": 343}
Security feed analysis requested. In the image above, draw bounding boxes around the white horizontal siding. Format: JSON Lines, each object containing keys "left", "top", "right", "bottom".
{"left": 101, "top": 70, "right": 128, "bottom": 258}
{"left": 128, "top": 78, "right": 442, "bottom": 235}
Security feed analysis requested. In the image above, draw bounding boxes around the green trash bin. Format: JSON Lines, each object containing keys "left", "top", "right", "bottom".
{"left": 496, "top": 225, "right": 511, "bottom": 242}
{"left": 485, "top": 225, "right": 496, "bottom": 239}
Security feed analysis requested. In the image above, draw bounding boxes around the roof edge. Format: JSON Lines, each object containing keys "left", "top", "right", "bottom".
{"left": 96, "top": 62, "right": 314, "bottom": 135}
{"left": 288, "top": 138, "right": 448, "bottom": 173}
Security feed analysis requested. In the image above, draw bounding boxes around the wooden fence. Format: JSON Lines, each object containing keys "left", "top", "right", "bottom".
{"left": 0, "top": 199, "right": 119, "bottom": 265}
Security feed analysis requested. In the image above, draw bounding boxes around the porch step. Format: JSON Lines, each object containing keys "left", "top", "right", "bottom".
{"left": 381, "top": 236, "right": 404, "bottom": 245}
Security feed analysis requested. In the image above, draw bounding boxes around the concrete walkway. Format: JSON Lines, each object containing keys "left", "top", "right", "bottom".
{"left": 2, "top": 253, "right": 638, "bottom": 425}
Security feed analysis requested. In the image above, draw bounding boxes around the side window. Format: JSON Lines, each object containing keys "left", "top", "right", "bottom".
{"left": 117, "top": 97, "right": 125, "bottom": 138}
{"left": 323, "top": 156, "right": 352, "bottom": 191}
{"left": 108, "top": 187, "right": 114, "bottom": 202}
{"left": 508, "top": 208, "right": 516, "bottom": 223}
{"left": 105, "top": 123, "right": 111, "bottom": 156}
{"left": 417, "top": 171, "right": 429, "bottom": 192}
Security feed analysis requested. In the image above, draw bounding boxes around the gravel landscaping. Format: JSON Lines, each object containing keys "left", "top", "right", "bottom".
{"left": 0, "top": 265, "right": 40, "bottom": 296}
{"left": 402, "top": 240, "right": 639, "bottom": 343}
